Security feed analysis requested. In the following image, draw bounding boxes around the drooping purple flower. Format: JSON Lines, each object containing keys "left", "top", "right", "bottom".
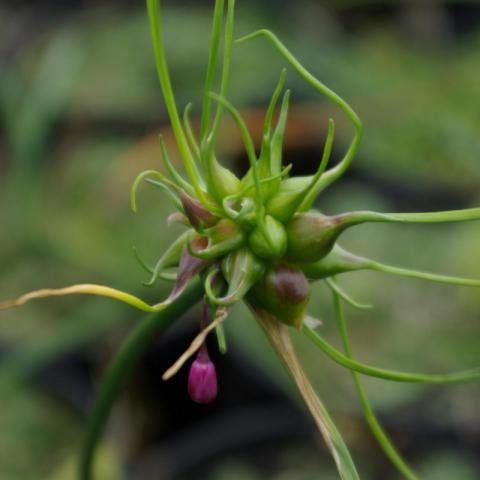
{"left": 187, "top": 345, "right": 218, "bottom": 404}
{"left": 187, "top": 304, "right": 218, "bottom": 404}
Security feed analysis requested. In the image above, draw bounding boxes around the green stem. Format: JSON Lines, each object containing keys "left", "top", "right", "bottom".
{"left": 78, "top": 279, "right": 204, "bottom": 480}
{"left": 332, "top": 287, "right": 418, "bottom": 480}
{"left": 269, "top": 89, "right": 291, "bottom": 177}
{"left": 369, "top": 262, "right": 480, "bottom": 288}
{"left": 131, "top": 169, "right": 182, "bottom": 212}
{"left": 294, "top": 118, "right": 335, "bottom": 214}
{"left": 200, "top": 0, "right": 225, "bottom": 139}
{"left": 303, "top": 244, "right": 480, "bottom": 288}
{"left": 183, "top": 103, "right": 201, "bottom": 162}
{"left": 159, "top": 134, "right": 195, "bottom": 196}
{"left": 261, "top": 69, "right": 287, "bottom": 147}
{"left": 146, "top": 0, "right": 209, "bottom": 206}
{"left": 207, "top": 0, "right": 235, "bottom": 146}
{"left": 215, "top": 323, "right": 228, "bottom": 354}
{"left": 341, "top": 208, "right": 480, "bottom": 226}
{"left": 325, "top": 278, "right": 372, "bottom": 311}
{"left": 303, "top": 325, "right": 480, "bottom": 384}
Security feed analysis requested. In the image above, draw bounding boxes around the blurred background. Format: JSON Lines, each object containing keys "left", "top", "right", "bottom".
{"left": 0, "top": 0, "right": 479, "bottom": 479}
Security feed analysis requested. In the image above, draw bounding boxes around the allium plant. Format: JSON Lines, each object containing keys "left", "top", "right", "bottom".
{"left": 2, "top": 0, "right": 480, "bottom": 479}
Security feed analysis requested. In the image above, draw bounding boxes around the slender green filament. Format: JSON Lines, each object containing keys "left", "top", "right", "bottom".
{"left": 209, "top": 93, "right": 264, "bottom": 221}
{"left": 237, "top": 29, "right": 363, "bottom": 202}
{"left": 183, "top": 104, "right": 201, "bottom": 162}
{"left": 200, "top": 0, "right": 225, "bottom": 139}
{"left": 304, "top": 325, "right": 480, "bottom": 384}
{"left": 131, "top": 169, "right": 183, "bottom": 212}
{"left": 332, "top": 290, "right": 418, "bottom": 480}
{"left": 146, "top": 0, "right": 209, "bottom": 207}
{"left": 326, "top": 278, "right": 372, "bottom": 311}
{"left": 369, "top": 261, "right": 480, "bottom": 287}
{"left": 159, "top": 134, "right": 195, "bottom": 195}
{"left": 206, "top": 0, "right": 236, "bottom": 148}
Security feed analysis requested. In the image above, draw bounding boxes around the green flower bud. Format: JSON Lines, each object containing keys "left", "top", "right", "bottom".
{"left": 191, "top": 218, "right": 245, "bottom": 260}
{"left": 206, "top": 218, "right": 243, "bottom": 244}
{"left": 286, "top": 211, "right": 352, "bottom": 263}
{"left": 248, "top": 215, "right": 287, "bottom": 261}
{"left": 223, "top": 195, "right": 257, "bottom": 229}
{"left": 205, "top": 154, "right": 241, "bottom": 202}
{"left": 248, "top": 264, "right": 310, "bottom": 329}
{"left": 221, "top": 248, "right": 264, "bottom": 284}
{"left": 215, "top": 248, "right": 265, "bottom": 304}
{"left": 266, "top": 177, "right": 312, "bottom": 223}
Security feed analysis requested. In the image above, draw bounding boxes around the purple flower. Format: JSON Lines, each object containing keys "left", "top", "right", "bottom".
{"left": 187, "top": 346, "right": 218, "bottom": 404}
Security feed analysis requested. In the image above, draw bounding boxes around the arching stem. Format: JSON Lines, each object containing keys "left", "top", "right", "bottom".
{"left": 79, "top": 279, "right": 203, "bottom": 480}
{"left": 303, "top": 325, "right": 480, "bottom": 384}
{"left": 325, "top": 278, "right": 372, "bottom": 311}
{"left": 237, "top": 29, "right": 363, "bottom": 203}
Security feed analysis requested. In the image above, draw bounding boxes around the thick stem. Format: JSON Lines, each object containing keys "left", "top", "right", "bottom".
{"left": 79, "top": 279, "right": 204, "bottom": 480}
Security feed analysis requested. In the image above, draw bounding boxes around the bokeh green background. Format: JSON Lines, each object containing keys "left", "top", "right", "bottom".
{"left": 0, "top": 1, "right": 479, "bottom": 478}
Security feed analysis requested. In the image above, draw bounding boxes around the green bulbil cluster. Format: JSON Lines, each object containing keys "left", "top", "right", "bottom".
{"left": 128, "top": 0, "right": 363, "bottom": 328}
{"left": 2, "top": 1, "right": 480, "bottom": 479}
{"left": 129, "top": 0, "right": 480, "bottom": 332}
